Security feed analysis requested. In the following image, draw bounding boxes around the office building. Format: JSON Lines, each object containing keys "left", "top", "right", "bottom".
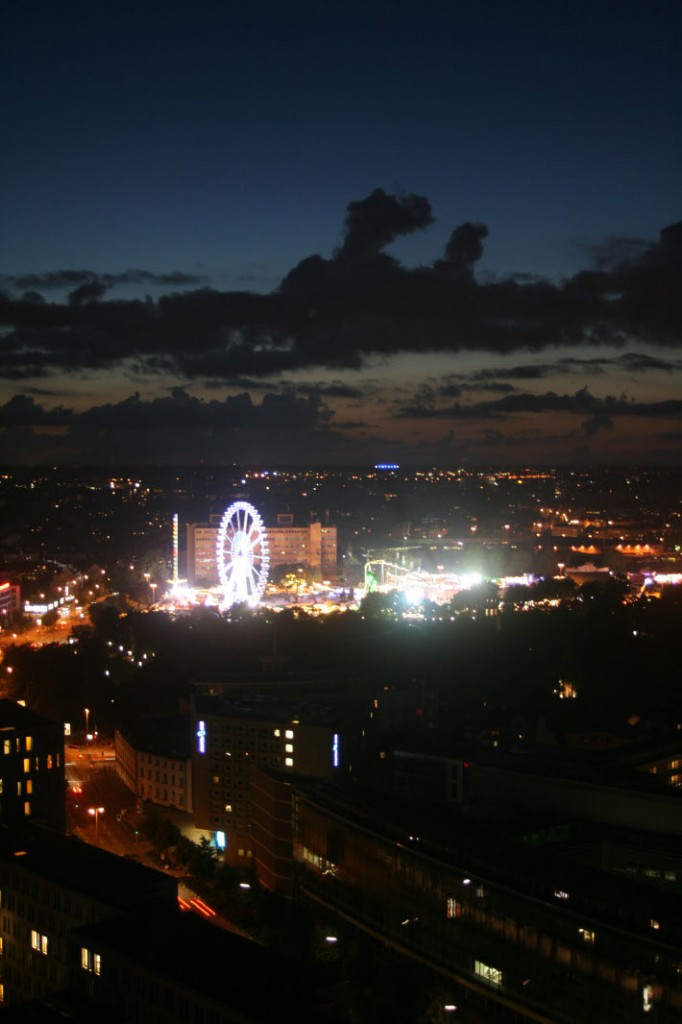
{"left": 191, "top": 693, "right": 343, "bottom": 864}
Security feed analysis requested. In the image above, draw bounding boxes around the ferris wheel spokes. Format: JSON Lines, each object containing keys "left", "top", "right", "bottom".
{"left": 216, "top": 500, "right": 270, "bottom": 609}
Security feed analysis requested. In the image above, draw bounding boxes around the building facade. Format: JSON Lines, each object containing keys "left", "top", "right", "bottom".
{"left": 186, "top": 515, "right": 338, "bottom": 586}
{"left": 191, "top": 694, "right": 342, "bottom": 865}
{"left": 291, "top": 785, "right": 682, "bottom": 1024}
{"left": 0, "top": 700, "right": 65, "bottom": 833}
{"left": 115, "top": 720, "right": 193, "bottom": 813}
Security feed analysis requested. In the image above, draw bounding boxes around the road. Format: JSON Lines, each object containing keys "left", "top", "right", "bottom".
{"left": 66, "top": 744, "right": 146, "bottom": 856}
{"left": 65, "top": 747, "right": 246, "bottom": 935}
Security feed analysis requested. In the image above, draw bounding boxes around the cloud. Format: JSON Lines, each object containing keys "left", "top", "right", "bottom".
{"left": 338, "top": 188, "right": 434, "bottom": 260}
{"left": 4, "top": 269, "right": 207, "bottom": 292}
{"left": 394, "top": 386, "right": 682, "bottom": 421}
{"left": 434, "top": 222, "right": 488, "bottom": 277}
{"left": 68, "top": 281, "right": 108, "bottom": 305}
{"left": 0, "top": 191, "right": 680, "bottom": 391}
{"left": 582, "top": 413, "right": 614, "bottom": 437}
{"left": 0, "top": 387, "right": 365, "bottom": 465}
{"left": 580, "top": 235, "right": 651, "bottom": 270}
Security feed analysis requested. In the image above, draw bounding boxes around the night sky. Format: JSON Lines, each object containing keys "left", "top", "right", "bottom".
{"left": 2, "top": 1, "right": 681, "bottom": 466}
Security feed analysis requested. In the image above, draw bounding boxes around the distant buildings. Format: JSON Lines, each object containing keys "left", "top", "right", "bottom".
{"left": 0, "top": 581, "right": 20, "bottom": 629}
{"left": 186, "top": 512, "right": 338, "bottom": 586}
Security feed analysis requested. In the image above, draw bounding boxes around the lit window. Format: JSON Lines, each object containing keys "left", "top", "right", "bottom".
{"left": 31, "top": 930, "right": 48, "bottom": 955}
{"left": 23, "top": 758, "right": 30, "bottom": 773}
{"left": 285, "top": 757, "right": 294, "bottom": 767}
{"left": 46, "top": 755, "right": 53, "bottom": 769}
{"left": 24, "top": 800, "right": 31, "bottom": 817}
{"left": 447, "top": 898, "right": 461, "bottom": 919}
{"left": 285, "top": 729, "right": 294, "bottom": 739}
{"left": 81, "top": 947, "right": 101, "bottom": 974}
{"left": 25, "top": 736, "right": 33, "bottom": 752}
{"left": 579, "top": 928, "right": 595, "bottom": 944}
{"left": 650, "top": 919, "right": 661, "bottom": 931}
{"left": 273, "top": 729, "right": 280, "bottom": 737}
{"left": 643, "top": 984, "right": 654, "bottom": 1013}
{"left": 2, "top": 741, "right": 9, "bottom": 755}
{"left": 26, "top": 780, "right": 33, "bottom": 794}
{"left": 474, "top": 960, "right": 502, "bottom": 987}
{"left": 285, "top": 743, "right": 294, "bottom": 753}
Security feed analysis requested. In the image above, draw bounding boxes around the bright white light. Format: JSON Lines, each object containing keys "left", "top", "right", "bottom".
{"left": 460, "top": 573, "right": 482, "bottom": 588}
{"left": 216, "top": 501, "right": 269, "bottom": 609}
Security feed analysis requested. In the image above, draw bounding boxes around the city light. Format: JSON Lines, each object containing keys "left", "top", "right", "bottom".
{"left": 87, "top": 806, "right": 105, "bottom": 835}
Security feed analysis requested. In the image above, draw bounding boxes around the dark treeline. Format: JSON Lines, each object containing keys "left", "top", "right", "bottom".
{"left": 3, "top": 581, "right": 682, "bottom": 741}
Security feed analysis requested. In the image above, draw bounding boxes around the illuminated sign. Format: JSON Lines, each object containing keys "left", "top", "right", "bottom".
{"left": 197, "top": 720, "right": 206, "bottom": 754}
{"left": 332, "top": 733, "right": 340, "bottom": 768}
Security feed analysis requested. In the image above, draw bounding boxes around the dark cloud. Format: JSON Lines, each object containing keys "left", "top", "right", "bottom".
{"left": 582, "top": 413, "right": 614, "bottom": 437}
{"left": 338, "top": 188, "right": 434, "bottom": 260}
{"left": 5, "top": 269, "right": 207, "bottom": 292}
{"left": 581, "top": 235, "right": 651, "bottom": 270}
{"left": 298, "top": 382, "right": 366, "bottom": 399}
{"left": 618, "top": 352, "right": 677, "bottom": 372}
{"left": 435, "top": 222, "right": 488, "bottom": 277}
{"left": 68, "top": 281, "right": 108, "bottom": 305}
{"left": 0, "top": 388, "right": 360, "bottom": 465}
{"left": 394, "top": 386, "right": 682, "bottom": 421}
{"left": 0, "top": 192, "right": 680, "bottom": 389}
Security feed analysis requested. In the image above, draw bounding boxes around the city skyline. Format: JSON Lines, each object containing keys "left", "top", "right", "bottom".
{"left": 2, "top": 1, "right": 681, "bottom": 466}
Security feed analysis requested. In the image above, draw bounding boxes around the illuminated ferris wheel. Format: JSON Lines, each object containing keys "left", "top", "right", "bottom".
{"left": 216, "top": 501, "right": 270, "bottom": 608}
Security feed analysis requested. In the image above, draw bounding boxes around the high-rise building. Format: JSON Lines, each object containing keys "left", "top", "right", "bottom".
{"left": 191, "top": 693, "right": 343, "bottom": 865}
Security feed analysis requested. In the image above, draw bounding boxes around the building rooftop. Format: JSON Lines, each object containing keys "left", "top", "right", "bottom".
{"left": 76, "top": 909, "right": 319, "bottom": 1020}
{"left": 193, "top": 691, "right": 348, "bottom": 728}
{"left": 0, "top": 699, "right": 62, "bottom": 732}
{"left": 117, "top": 715, "right": 191, "bottom": 760}
{"left": 0, "top": 824, "right": 176, "bottom": 913}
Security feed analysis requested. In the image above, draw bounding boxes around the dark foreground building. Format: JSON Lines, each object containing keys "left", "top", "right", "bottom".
{"left": 250, "top": 776, "right": 682, "bottom": 1024}
{"left": 0, "top": 824, "right": 319, "bottom": 1021}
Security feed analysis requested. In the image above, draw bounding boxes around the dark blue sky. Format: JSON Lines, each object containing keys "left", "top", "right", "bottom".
{"left": 1, "top": 1, "right": 681, "bottom": 466}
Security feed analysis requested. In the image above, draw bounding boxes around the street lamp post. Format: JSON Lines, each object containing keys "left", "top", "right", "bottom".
{"left": 150, "top": 582, "right": 157, "bottom": 607}
{"left": 84, "top": 707, "right": 90, "bottom": 739}
{"left": 88, "top": 806, "right": 105, "bottom": 836}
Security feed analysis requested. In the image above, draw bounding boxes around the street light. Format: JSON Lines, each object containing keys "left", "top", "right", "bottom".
{"left": 84, "top": 707, "right": 90, "bottom": 737}
{"left": 150, "top": 582, "right": 157, "bottom": 606}
{"left": 88, "top": 806, "right": 105, "bottom": 836}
